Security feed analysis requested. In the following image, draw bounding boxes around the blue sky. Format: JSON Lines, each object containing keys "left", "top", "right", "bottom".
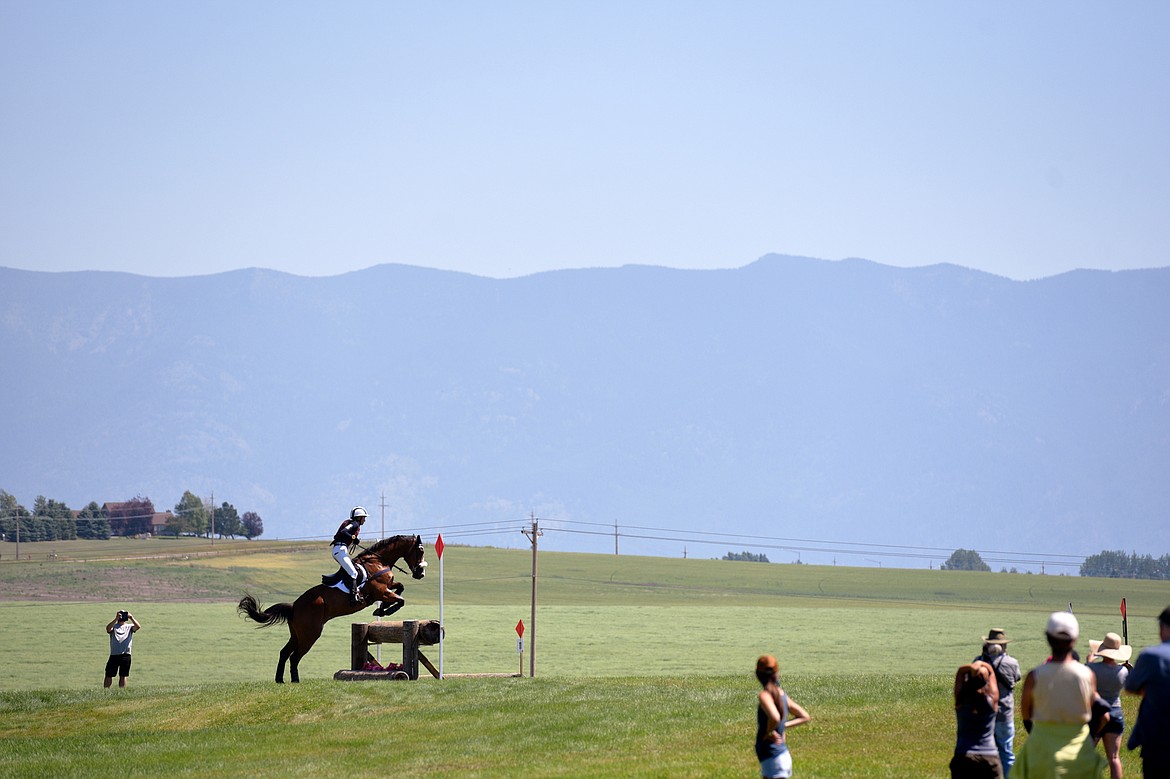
{"left": 2, "top": 2, "right": 1167, "bottom": 281}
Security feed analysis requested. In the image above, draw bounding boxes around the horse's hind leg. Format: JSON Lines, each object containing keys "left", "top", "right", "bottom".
{"left": 289, "top": 624, "right": 323, "bottom": 684}
{"left": 277, "top": 636, "right": 297, "bottom": 684}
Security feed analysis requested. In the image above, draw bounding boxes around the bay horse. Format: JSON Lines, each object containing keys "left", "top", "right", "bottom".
{"left": 237, "top": 534, "right": 427, "bottom": 683}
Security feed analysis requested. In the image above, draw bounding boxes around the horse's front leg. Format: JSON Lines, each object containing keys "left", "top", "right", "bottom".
{"left": 372, "top": 591, "right": 404, "bottom": 618}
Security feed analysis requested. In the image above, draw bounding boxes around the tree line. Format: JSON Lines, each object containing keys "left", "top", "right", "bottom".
{"left": 722, "top": 550, "right": 771, "bottom": 563}
{"left": 1080, "top": 549, "right": 1170, "bottom": 580}
{"left": 0, "top": 490, "right": 263, "bottom": 542}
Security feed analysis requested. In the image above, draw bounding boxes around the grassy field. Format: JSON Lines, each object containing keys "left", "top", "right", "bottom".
{"left": 0, "top": 674, "right": 959, "bottom": 779}
{"left": 0, "top": 540, "right": 1163, "bottom": 777}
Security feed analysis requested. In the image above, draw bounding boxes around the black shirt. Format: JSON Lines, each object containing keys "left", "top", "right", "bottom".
{"left": 332, "top": 519, "right": 361, "bottom": 548}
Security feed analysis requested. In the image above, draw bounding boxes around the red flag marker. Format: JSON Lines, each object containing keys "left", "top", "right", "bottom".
{"left": 435, "top": 534, "right": 445, "bottom": 560}
{"left": 516, "top": 619, "right": 525, "bottom": 637}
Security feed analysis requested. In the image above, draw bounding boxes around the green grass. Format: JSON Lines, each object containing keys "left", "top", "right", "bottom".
{"left": 0, "top": 542, "right": 1161, "bottom": 777}
{"left": 0, "top": 674, "right": 1145, "bottom": 778}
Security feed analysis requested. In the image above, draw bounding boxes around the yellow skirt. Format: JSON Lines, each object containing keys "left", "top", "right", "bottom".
{"left": 1015, "top": 721, "right": 1105, "bottom": 779}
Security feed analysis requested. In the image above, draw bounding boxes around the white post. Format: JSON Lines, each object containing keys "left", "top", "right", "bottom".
{"left": 437, "top": 534, "right": 445, "bottom": 680}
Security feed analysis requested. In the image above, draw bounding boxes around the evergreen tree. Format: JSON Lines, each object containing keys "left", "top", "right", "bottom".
{"left": 33, "top": 496, "right": 76, "bottom": 540}
{"left": 722, "top": 550, "right": 770, "bottom": 563}
{"left": 1081, "top": 550, "right": 1170, "bottom": 580}
{"left": 76, "top": 501, "right": 111, "bottom": 539}
{"left": 0, "top": 490, "right": 32, "bottom": 543}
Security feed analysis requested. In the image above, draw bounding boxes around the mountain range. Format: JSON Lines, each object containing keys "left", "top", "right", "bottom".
{"left": 2, "top": 255, "right": 1167, "bottom": 567}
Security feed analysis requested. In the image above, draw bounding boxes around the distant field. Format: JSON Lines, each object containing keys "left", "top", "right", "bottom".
{"left": 0, "top": 541, "right": 1161, "bottom": 777}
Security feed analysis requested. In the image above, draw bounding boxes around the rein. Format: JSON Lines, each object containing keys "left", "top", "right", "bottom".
{"left": 363, "top": 562, "right": 412, "bottom": 581}
{"left": 352, "top": 537, "right": 421, "bottom": 585}
{"left": 365, "top": 565, "right": 395, "bottom": 582}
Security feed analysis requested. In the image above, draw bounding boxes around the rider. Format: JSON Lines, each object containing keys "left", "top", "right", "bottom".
{"left": 331, "top": 507, "right": 367, "bottom": 604}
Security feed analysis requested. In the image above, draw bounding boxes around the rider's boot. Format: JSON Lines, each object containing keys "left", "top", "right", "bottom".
{"left": 349, "top": 575, "right": 362, "bottom": 604}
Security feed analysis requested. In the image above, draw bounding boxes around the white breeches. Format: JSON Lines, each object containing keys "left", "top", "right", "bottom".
{"left": 332, "top": 545, "right": 359, "bottom": 579}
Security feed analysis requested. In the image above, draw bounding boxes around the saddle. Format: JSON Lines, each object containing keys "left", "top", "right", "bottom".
{"left": 321, "top": 567, "right": 366, "bottom": 592}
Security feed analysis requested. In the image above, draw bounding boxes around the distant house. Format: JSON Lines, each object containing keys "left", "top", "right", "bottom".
{"left": 151, "top": 512, "right": 173, "bottom": 536}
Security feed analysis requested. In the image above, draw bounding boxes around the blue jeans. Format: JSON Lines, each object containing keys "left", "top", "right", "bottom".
{"left": 995, "top": 716, "right": 1015, "bottom": 777}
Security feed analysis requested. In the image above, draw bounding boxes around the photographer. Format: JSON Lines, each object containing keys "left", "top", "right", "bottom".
{"left": 103, "top": 610, "right": 141, "bottom": 688}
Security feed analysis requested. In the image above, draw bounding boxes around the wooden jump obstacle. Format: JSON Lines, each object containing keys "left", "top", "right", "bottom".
{"left": 333, "top": 620, "right": 442, "bottom": 681}
{"left": 333, "top": 619, "right": 521, "bottom": 681}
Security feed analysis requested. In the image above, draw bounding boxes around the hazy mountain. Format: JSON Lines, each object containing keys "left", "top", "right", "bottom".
{"left": 2, "top": 255, "right": 1167, "bottom": 565}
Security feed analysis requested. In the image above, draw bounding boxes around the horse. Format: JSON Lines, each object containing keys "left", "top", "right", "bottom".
{"left": 237, "top": 534, "right": 427, "bottom": 683}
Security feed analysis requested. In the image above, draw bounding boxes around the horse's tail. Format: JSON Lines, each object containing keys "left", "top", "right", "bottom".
{"left": 237, "top": 594, "right": 293, "bottom": 627}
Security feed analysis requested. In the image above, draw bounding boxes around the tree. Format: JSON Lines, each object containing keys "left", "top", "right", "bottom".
{"left": 170, "top": 491, "right": 208, "bottom": 536}
{"left": 214, "top": 502, "right": 243, "bottom": 538}
{"left": 76, "top": 501, "right": 111, "bottom": 539}
{"left": 106, "top": 496, "right": 154, "bottom": 536}
{"left": 241, "top": 511, "right": 264, "bottom": 540}
{"left": 941, "top": 549, "right": 991, "bottom": 572}
{"left": 0, "top": 491, "right": 32, "bottom": 542}
{"left": 33, "top": 496, "right": 76, "bottom": 540}
{"left": 1081, "top": 550, "right": 1170, "bottom": 580}
{"left": 722, "top": 550, "right": 770, "bottom": 563}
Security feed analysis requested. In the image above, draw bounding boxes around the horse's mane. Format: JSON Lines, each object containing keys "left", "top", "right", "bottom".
{"left": 357, "top": 534, "right": 418, "bottom": 561}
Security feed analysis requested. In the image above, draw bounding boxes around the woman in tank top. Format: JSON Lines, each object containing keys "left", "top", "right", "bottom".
{"left": 1087, "top": 632, "right": 1131, "bottom": 779}
{"left": 950, "top": 660, "right": 1003, "bottom": 778}
{"left": 755, "top": 654, "right": 811, "bottom": 778}
{"left": 1015, "top": 612, "right": 1106, "bottom": 779}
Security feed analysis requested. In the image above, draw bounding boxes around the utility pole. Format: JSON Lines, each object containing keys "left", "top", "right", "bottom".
{"left": 209, "top": 492, "right": 215, "bottom": 546}
{"left": 380, "top": 492, "right": 387, "bottom": 539}
{"left": 614, "top": 521, "right": 618, "bottom": 556}
{"left": 522, "top": 513, "right": 542, "bottom": 678}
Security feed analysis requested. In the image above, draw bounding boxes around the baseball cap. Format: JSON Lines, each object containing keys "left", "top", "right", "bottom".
{"left": 1046, "top": 611, "right": 1079, "bottom": 640}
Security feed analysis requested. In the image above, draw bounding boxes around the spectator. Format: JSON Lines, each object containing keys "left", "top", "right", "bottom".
{"left": 951, "top": 660, "right": 1003, "bottom": 778}
{"left": 1124, "top": 605, "right": 1170, "bottom": 778}
{"left": 1015, "top": 611, "right": 1105, "bottom": 778}
{"left": 754, "top": 654, "right": 812, "bottom": 778}
{"left": 1087, "top": 632, "right": 1130, "bottom": 779}
{"left": 977, "top": 628, "right": 1023, "bottom": 777}
{"left": 103, "top": 610, "right": 141, "bottom": 688}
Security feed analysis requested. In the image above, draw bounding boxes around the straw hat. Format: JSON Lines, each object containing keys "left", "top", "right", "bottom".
{"left": 981, "top": 628, "right": 1010, "bottom": 644}
{"left": 1089, "top": 632, "right": 1132, "bottom": 663}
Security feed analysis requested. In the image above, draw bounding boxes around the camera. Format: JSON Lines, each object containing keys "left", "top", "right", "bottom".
{"left": 117, "top": 611, "right": 129, "bottom": 622}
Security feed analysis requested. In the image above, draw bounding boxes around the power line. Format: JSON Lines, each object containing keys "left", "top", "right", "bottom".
{"left": 537, "top": 520, "right": 1088, "bottom": 567}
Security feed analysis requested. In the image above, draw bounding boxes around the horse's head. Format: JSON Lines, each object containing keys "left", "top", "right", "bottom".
{"left": 359, "top": 535, "right": 428, "bottom": 580}
{"left": 404, "top": 534, "right": 427, "bottom": 579}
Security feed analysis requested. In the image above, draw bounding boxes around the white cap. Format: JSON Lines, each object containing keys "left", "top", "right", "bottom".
{"left": 1046, "top": 611, "right": 1079, "bottom": 641}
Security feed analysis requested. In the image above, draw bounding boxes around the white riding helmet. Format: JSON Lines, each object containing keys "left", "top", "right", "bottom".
{"left": 350, "top": 506, "right": 368, "bottom": 522}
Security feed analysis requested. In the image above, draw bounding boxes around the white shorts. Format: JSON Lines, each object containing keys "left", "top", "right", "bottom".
{"left": 760, "top": 749, "right": 792, "bottom": 778}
